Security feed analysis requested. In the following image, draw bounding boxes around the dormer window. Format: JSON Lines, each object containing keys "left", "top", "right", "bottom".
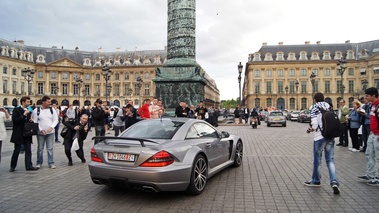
{"left": 264, "top": 53, "right": 273, "bottom": 61}
{"left": 287, "top": 53, "right": 296, "bottom": 60}
{"left": 347, "top": 50, "right": 354, "bottom": 59}
{"left": 334, "top": 51, "right": 343, "bottom": 60}
{"left": 36, "top": 54, "right": 46, "bottom": 63}
{"left": 322, "top": 51, "right": 331, "bottom": 60}
{"left": 300, "top": 51, "right": 308, "bottom": 60}
{"left": 253, "top": 53, "right": 261, "bottom": 61}
{"left": 311, "top": 52, "right": 319, "bottom": 60}
{"left": 276, "top": 52, "right": 284, "bottom": 61}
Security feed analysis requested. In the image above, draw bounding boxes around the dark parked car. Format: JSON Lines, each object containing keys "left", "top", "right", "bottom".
{"left": 4, "top": 106, "right": 14, "bottom": 129}
{"left": 298, "top": 110, "right": 311, "bottom": 123}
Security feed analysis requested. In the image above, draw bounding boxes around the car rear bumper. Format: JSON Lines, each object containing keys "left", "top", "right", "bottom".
{"left": 88, "top": 162, "right": 192, "bottom": 192}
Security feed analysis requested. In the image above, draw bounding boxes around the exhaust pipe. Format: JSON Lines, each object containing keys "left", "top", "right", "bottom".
{"left": 92, "top": 179, "right": 103, "bottom": 185}
{"left": 142, "top": 186, "right": 158, "bottom": 193}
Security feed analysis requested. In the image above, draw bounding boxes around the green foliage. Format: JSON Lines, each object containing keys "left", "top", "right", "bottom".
{"left": 220, "top": 99, "right": 238, "bottom": 109}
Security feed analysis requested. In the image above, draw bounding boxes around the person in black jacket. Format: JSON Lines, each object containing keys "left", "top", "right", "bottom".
{"left": 9, "top": 96, "right": 38, "bottom": 172}
{"left": 63, "top": 114, "right": 89, "bottom": 166}
{"left": 92, "top": 99, "right": 107, "bottom": 144}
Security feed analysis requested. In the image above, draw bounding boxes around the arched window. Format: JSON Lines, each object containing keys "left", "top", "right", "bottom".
{"left": 301, "top": 98, "right": 307, "bottom": 110}
{"left": 290, "top": 98, "right": 295, "bottom": 110}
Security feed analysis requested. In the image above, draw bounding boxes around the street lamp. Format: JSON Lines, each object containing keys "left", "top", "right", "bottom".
{"left": 285, "top": 85, "right": 289, "bottom": 110}
{"left": 22, "top": 67, "right": 35, "bottom": 96}
{"left": 337, "top": 57, "right": 347, "bottom": 99}
{"left": 102, "top": 65, "right": 112, "bottom": 103}
{"left": 237, "top": 62, "right": 243, "bottom": 106}
{"left": 75, "top": 77, "right": 83, "bottom": 107}
{"left": 255, "top": 83, "right": 259, "bottom": 108}
{"left": 310, "top": 72, "right": 316, "bottom": 103}
{"left": 362, "top": 79, "right": 368, "bottom": 92}
{"left": 136, "top": 76, "right": 143, "bottom": 107}
{"left": 295, "top": 80, "right": 299, "bottom": 110}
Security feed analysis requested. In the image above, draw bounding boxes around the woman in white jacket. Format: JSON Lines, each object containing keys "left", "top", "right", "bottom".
{"left": 0, "top": 107, "right": 11, "bottom": 164}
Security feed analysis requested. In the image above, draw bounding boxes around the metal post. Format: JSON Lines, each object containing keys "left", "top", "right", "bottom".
{"left": 22, "top": 67, "right": 35, "bottom": 96}
{"left": 285, "top": 86, "right": 288, "bottom": 110}
{"left": 337, "top": 58, "right": 347, "bottom": 100}
{"left": 295, "top": 80, "right": 299, "bottom": 110}
{"left": 310, "top": 72, "right": 316, "bottom": 104}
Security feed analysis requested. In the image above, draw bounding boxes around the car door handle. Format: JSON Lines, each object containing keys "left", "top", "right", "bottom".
{"left": 206, "top": 143, "right": 212, "bottom": 148}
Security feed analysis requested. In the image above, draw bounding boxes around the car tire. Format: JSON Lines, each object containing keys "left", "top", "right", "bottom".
{"left": 267, "top": 123, "right": 270, "bottom": 127}
{"left": 186, "top": 155, "right": 208, "bottom": 195}
{"left": 283, "top": 123, "right": 286, "bottom": 127}
{"left": 232, "top": 140, "right": 243, "bottom": 167}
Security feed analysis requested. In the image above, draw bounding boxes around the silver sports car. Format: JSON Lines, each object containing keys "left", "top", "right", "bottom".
{"left": 88, "top": 117, "right": 243, "bottom": 195}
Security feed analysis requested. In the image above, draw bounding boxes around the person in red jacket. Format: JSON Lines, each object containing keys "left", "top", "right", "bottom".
{"left": 358, "top": 87, "right": 379, "bottom": 186}
{"left": 138, "top": 99, "right": 151, "bottom": 119}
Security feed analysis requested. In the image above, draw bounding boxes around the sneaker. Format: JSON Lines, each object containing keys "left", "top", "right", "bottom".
{"left": 358, "top": 175, "right": 372, "bottom": 182}
{"left": 50, "top": 164, "right": 56, "bottom": 169}
{"left": 304, "top": 181, "right": 321, "bottom": 187}
{"left": 348, "top": 147, "right": 354, "bottom": 151}
{"left": 81, "top": 158, "right": 86, "bottom": 163}
{"left": 36, "top": 164, "right": 41, "bottom": 169}
{"left": 55, "top": 140, "right": 61, "bottom": 143}
{"left": 332, "top": 184, "right": 340, "bottom": 194}
{"left": 351, "top": 148, "right": 359, "bottom": 152}
{"left": 367, "top": 180, "right": 379, "bottom": 186}
{"left": 68, "top": 162, "right": 73, "bottom": 166}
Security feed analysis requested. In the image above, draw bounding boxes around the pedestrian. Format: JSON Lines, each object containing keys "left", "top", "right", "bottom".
{"left": 188, "top": 105, "right": 196, "bottom": 118}
{"left": 63, "top": 113, "right": 89, "bottom": 166}
{"left": 32, "top": 96, "right": 59, "bottom": 169}
{"left": 304, "top": 92, "right": 340, "bottom": 194}
{"left": 358, "top": 87, "right": 379, "bottom": 186}
{"left": 243, "top": 105, "right": 250, "bottom": 124}
{"left": 0, "top": 106, "right": 11, "bottom": 164}
{"left": 336, "top": 99, "right": 350, "bottom": 147}
{"left": 52, "top": 103, "right": 61, "bottom": 143}
{"left": 124, "top": 104, "right": 137, "bottom": 129}
{"left": 138, "top": 99, "right": 151, "bottom": 119}
{"left": 234, "top": 107, "right": 241, "bottom": 124}
{"left": 92, "top": 99, "right": 107, "bottom": 144}
{"left": 66, "top": 104, "right": 77, "bottom": 119}
{"left": 195, "top": 101, "right": 207, "bottom": 120}
{"left": 112, "top": 106, "right": 125, "bottom": 136}
{"left": 346, "top": 100, "right": 363, "bottom": 152}
{"left": 9, "top": 96, "right": 38, "bottom": 172}
{"left": 361, "top": 97, "right": 371, "bottom": 152}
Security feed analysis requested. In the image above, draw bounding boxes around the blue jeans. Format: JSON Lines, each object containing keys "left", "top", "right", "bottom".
{"left": 365, "top": 133, "right": 379, "bottom": 179}
{"left": 94, "top": 125, "right": 105, "bottom": 145}
{"left": 36, "top": 133, "right": 55, "bottom": 166}
{"left": 54, "top": 124, "right": 60, "bottom": 142}
{"left": 312, "top": 138, "right": 339, "bottom": 186}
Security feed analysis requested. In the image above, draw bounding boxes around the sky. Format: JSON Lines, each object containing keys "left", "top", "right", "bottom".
{"left": 1, "top": 0, "right": 378, "bottom": 100}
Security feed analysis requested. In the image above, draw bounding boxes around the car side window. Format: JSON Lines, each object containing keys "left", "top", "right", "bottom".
{"left": 193, "top": 123, "right": 219, "bottom": 138}
{"left": 186, "top": 126, "right": 200, "bottom": 139}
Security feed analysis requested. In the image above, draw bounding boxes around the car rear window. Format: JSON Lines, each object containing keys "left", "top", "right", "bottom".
{"left": 270, "top": 112, "right": 283, "bottom": 116}
{"left": 120, "top": 120, "right": 184, "bottom": 139}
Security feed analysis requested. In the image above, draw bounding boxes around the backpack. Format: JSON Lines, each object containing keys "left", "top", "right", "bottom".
{"left": 317, "top": 107, "right": 341, "bottom": 139}
{"left": 37, "top": 106, "right": 53, "bottom": 116}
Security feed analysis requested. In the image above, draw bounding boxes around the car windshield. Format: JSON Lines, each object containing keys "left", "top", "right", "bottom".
{"left": 270, "top": 112, "right": 283, "bottom": 116}
{"left": 292, "top": 112, "right": 300, "bottom": 114}
{"left": 119, "top": 119, "right": 184, "bottom": 139}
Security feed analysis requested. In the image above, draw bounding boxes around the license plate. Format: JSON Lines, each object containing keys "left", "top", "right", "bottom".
{"left": 108, "top": 153, "right": 135, "bottom": 162}
{"left": 274, "top": 118, "right": 281, "bottom": 121}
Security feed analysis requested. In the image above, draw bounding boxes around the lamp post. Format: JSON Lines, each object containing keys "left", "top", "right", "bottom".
{"left": 255, "top": 84, "right": 259, "bottom": 108}
{"left": 362, "top": 79, "right": 368, "bottom": 92}
{"left": 285, "top": 85, "right": 289, "bottom": 110}
{"left": 75, "top": 77, "right": 83, "bottom": 107}
{"left": 136, "top": 77, "right": 143, "bottom": 107}
{"left": 337, "top": 58, "right": 347, "bottom": 100}
{"left": 102, "top": 65, "right": 112, "bottom": 103}
{"left": 237, "top": 62, "right": 243, "bottom": 107}
{"left": 310, "top": 72, "right": 316, "bottom": 103}
{"left": 295, "top": 80, "right": 299, "bottom": 110}
{"left": 22, "top": 67, "right": 35, "bottom": 96}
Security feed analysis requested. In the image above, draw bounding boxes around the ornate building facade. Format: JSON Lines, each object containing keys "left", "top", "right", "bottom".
{"left": 0, "top": 38, "right": 219, "bottom": 108}
{"left": 243, "top": 40, "right": 379, "bottom": 110}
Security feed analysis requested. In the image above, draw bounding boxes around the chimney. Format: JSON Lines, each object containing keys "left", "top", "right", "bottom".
{"left": 98, "top": 47, "right": 103, "bottom": 52}
{"left": 278, "top": 42, "right": 283, "bottom": 45}
{"left": 305, "top": 41, "right": 310, "bottom": 45}
{"left": 116, "top": 48, "right": 121, "bottom": 52}
{"left": 316, "top": 41, "right": 321, "bottom": 45}
{"left": 262, "top": 42, "right": 267, "bottom": 46}
{"left": 345, "top": 40, "right": 350, "bottom": 43}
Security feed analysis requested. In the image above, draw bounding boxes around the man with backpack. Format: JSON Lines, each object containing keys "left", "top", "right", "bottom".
{"left": 358, "top": 87, "right": 379, "bottom": 186}
{"left": 304, "top": 92, "right": 340, "bottom": 194}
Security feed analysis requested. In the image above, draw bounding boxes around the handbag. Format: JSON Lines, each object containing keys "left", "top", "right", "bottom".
{"left": 24, "top": 123, "right": 39, "bottom": 137}
{"left": 60, "top": 126, "right": 68, "bottom": 138}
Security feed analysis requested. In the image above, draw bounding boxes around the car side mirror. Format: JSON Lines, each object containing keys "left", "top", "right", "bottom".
{"left": 221, "top": 131, "right": 230, "bottom": 138}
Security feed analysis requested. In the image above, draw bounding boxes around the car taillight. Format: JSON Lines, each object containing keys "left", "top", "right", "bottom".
{"left": 91, "top": 147, "right": 103, "bottom": 163}
{"left": 140, "top": 151, "right": 174, "bottom": 167}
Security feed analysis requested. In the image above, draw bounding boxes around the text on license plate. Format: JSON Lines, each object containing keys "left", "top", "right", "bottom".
{"left": 108, "top": 153, "right": 135, "bottom": 162}
{"left": 274, "top": 118, "right": 281, "bottom": 121}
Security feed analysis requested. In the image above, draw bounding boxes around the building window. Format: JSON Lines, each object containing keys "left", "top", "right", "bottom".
{"left": 337, "top": 80, "right": 342, "bottom": 94}
{"left": 375, "top": 79, "right": 379, "bottom": 89}
{"left": 290, "top": 98, "right": 295, "bottom": 110}
{"left": 95, "top": 85, "right": 100, "bottom": 95}
{"left": 145, "top": 72, "right": 150, "bottom": 80}
{"left": 38, "top": 71, "right": 43, "bottom": 79}
{"left": 347, "top": 51, "right": 354, "bottom": 59}
{"left": 95, "top": 74, "right": 100, "bottom": 81}
{"left": 255, "top": 82, "right": 260, "bottom": 93}
{"left": 3, "top": 66, "right": 7, "bottom": 74}
{"left": 50, "top": 83, "right": 57, "bottom": 95}
{"left": 301, "top": 98, "right": 307, "bottom": 110}
{"left": 255, "top": 98, "right": 260, "bottom": 108}
{"left": 348, "top": 68, "right": 354, "bottom": 76}
{"left": 21, "top": 82, "right": 25, "bottom": 94}
{"left": 114, "top": 84, "right": 120, "bottom": 95}
{"left": 62, "top": 72, "right": 68, "bottom": 79}
{"left": 264, "top": 53, "right": 273, "bottom": 61}
{"left": 73, "top": 84, "right": 78, "bottom": 95}
{"left": 125, "top": 73, "right": 130, "bottom": 80}
{"left": 73, "top": 73, "right": 78, "bottom": 79}
{"left": 254, "top": 70, "right": 260, "bottom": 77}
{"left": 115, "top": 73, "right": 120, "bottom": 80}
{"left": 134, "top": 73, "right": 140, "bottom": 80}
{"left": 278, "top": 81, "right": 283, "bottom": 93}
{"left": 324, "top": 68, "right": 330, "bottom": 76}
{"left": 51, "top": 72, "right": 56, "bottom": 79}
{"left": 62, "top": 84, "right": 68, "bottom": 95}
{"left": 314, "top": 81, "right": 319, "bottom": 93}
{"left": 84, "top": 85, "right": 90, "bottom": 95}
{"left": 85, "top": 74, "right": 90, "bottom": 80}
{"left": 144, "top": 83, "right": 150, "bottom": 96}
{"left": 301, "top": 69, "right": 307, "bottom": 76}
{"left": 312, "top": 69, "right": 318, "bottom": 76}
{"left": 38, "top": 83, "right": 44, "bottom": 94}
{"left": 290, "top": 81, "right": 295, "bottom": 93}
{"left": 266, "top": 69, "right": 272, "bottom": 77}
{"left": 300, "top": 52, "right": 307, "bottom": 60}
{"left": 311, "top": 52, "right": 319, "bottom": 60}
{"left": 301, "top": 81, "right": 307, "bottom": 93}
{"left": 124, "top": 83, "right": 131, "bottom": 95}
{"left": 276, "top": 53, "right": 283, "bottom": 61}
{"left": 3, "top": 79, "right": 7, "bottom": 93}
{"left": 323, "top": 51, "right": 330, "bottom": 60}
{"left": 288, "top": 53, "right": 296, "bottom": 60}
{"left": 12, "top": 68, "right": 17, "bottom": 75}
{"left": 348, "top": 80, "right": 354, "bottom": 93}
{"left": 12, "top": 81, "right": 16, "bottom": 94}
{"left": 289, "top": 69, "right": 295, "bottom": 76}
{"left": 266, "top": 82, "right": 272, "bottom": 93}
{"left": 277, "top": 69, "right": 283, "bottom": 77}
{"left": 325, "top": 81, "right": 330, "bottom": 93}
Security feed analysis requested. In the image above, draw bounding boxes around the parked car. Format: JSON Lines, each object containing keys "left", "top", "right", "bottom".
{"left": 89, "top": 118, "right": 243, "bottom": 195}
{"left": 298, "top": 110, "right": 311, "bottom": 123}
{"left": 259, "top": 111, "right": 268, "bottom": 121}
{"left": 289, "top": 111, "right": 300, "bottom": 121}
{"left": 281, "top": 110, "right": 288, "bottom": 119}
{"left": 4, "top": 106, "right": 15, "bottom": 129}
{"left": 266, "top": 111, "right": 286, "bottom": 127}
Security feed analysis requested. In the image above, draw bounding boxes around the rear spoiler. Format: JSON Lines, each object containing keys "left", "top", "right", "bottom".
{"left": 92, "top": 136, "right": 159, "bottom": 147}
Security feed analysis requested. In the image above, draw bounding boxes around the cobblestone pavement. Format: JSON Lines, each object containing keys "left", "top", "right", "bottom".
{"left": 0, "top": 121, "right": 378, "bottom": 213}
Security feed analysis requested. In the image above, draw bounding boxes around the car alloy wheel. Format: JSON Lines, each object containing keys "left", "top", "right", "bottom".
{"left": 187, "top": 155, "right": 208, "bottom": 195}
{"left": 232, "top": 141, "right": 243, "bottom": 167}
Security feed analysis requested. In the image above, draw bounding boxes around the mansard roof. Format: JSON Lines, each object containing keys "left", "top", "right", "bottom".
{"left": 256, "top": 40, "right": 379, "bottom": 60}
